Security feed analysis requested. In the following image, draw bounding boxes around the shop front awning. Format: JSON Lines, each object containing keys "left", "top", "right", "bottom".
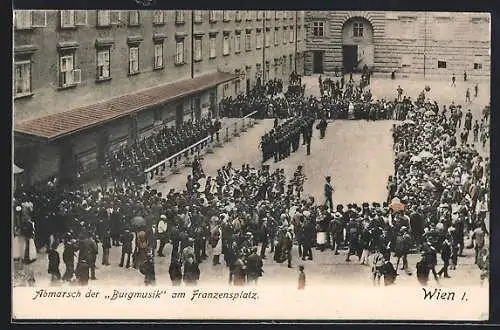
{"left": 14, "top": 72, "right": 237, "bottom": 141}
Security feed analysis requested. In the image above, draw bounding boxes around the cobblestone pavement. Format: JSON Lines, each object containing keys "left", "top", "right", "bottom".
{"left": 16, "top": 77, "right": 489, "bottom": 289}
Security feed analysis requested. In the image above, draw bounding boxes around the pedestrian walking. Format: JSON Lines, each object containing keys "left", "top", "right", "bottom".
{"left": 119, "top": 229, "right": 134, "bottom": 268}
{"left": 397, "top": 85, "right": 403, "bottom": 101}
{"left": 451, "top": 74, "right": 456, "bottom": 87}
{"left": 473, "top": 120, "right": 479, "bottom": 142}
{"left": 324, "top": 176, "right": 334, "bottom": 211}
{"left": 471, "top": 223, "right": 486, "bottom": 265}
{"left": 466, "top": 88, "right": 471, "bottom": 103}
{"left": 47, "top": 242, "right": 61, "bottom": 283}
{"left": 183, "top": 256, "right": 200, "bottom": 286}
{"left": 474, "top": 83, "right": 479, "bottom": 97}
{"left": 101, "top": 228, "right": 111, "bottom": 266}
{"left": 168, "top": 255, "right": 183, "bottom": 286}
{"left": 76, "top": 259, "right": 90, "bottom": 286}
{"left": 140, "top": 253, "right": 156, "bottom": 286}
{"left": 437, "top": 235, "right": 452, "bottom": 278}
{"left": 246, "top": 247, "right": 264, "bottom": 285}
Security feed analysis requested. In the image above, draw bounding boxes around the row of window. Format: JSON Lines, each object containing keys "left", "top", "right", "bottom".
{"left": 311, "top": 21, "right": 364, "bottom": 37}
{"left": 311, "top": 16, "right": 489, "bottom": 38}
{"left": 14, "top": 28, "right": 301, "bottom": 98}
{"left": 14, "top": 41, "right": 167, "bottom": 97}
{"left": 436, "top": 60, "right": 484, "bottom": 70}
{"left": 14, "top": 10, "right": 304, "bottom": 30}
{"left": 221, "top": 55, "right": 296, "bottom": 97}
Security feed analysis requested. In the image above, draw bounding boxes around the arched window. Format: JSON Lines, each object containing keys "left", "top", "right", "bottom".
{"left": 353, "top": 22, "right": 364, "bottom": 37}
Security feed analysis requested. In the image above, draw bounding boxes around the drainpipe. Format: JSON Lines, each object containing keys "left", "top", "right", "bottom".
{"left": 191, "top": 10, "right": 194, "bottom": 79}
{"left": 423, "top": 12, "right": 427, "bottom": 79}
{"left": 294, "top": 11, "right": 298, "bottom": 73}
{"left": 262, "top": 12, "right": 266, "bottom": 83}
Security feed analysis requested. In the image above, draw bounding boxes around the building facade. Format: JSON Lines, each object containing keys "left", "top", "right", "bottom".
{"left": 13, "top": 10, "right": 306, "bottom": 185}
{"left": 304, "top": 11, "right": 490, "bottom": 78}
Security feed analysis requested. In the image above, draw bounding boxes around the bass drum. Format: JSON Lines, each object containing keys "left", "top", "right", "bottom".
{"left": 316, "top": 232, "right": 327, "bottom": 245}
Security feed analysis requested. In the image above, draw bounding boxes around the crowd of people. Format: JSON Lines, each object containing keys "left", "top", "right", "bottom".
{"left": 103, "top": 118, "right": 221, "bottom": 188}
{"left": 12, "top": 77, "right": 490, "bottom": 288}
{"left": 219, "top": 72, "right": 416, "bottom": 122}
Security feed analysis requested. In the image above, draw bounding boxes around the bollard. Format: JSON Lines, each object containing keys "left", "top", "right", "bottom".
{"left": 158, "top": 167, "right": 168, "bottom": 183}
{"left": 198, "top": 148, "right": 205, "bottom": 160}
{"left": 206, "top": 139, "right": 214, "bottom": 153}
{"left": 172, "top": 162, "right": 180, "bottom": 174}
{"left": 241, "top": 118, "right": 248, "bottom": 132}
{"left": 233, "top": 122, "right": 240, "bottom": 137}
{"left": 224, "top": 126, "right": 231, "bottom": 142}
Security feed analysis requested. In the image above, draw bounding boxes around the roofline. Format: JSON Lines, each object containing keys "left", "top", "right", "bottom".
{"left": 14, "top": 73, "right": 238, "bottom": 141}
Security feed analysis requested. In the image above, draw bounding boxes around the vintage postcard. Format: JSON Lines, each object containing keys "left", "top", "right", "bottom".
{"left": 12, "top": 9, "right": 490, "bottom": 321}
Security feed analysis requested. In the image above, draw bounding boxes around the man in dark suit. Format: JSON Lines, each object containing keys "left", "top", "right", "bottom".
{"left": 101, "top": 228, "right": 112, "bottom": 266}
{"left": 119, "top": 229, "right": 134, "bottom": 268}
{"left": 78, "top": 232, "right": 98, "bottom": 280}
{"left": 324, "top": 176, "right": 334, "bottom": 211}
{"left": 48, "top": 242, "right": 61, "bottom": 282}
{"left": 302, "top": 219, "right": 314, "bottom": 261}
{"left": 170, "top": 224, "right": 181, "bottom": 260}
{"left": 304, "top": 127, "right": 312, "bottom": 156}
{"left": 260, "top": 219, "right": 271, "bottom": 259}
{"left": 437, "top": 235, "right": 452, "bottom": 278}
{"left": 147, "top": 224, "right": 157, "bottom": 257}
{"left": 246, "top": 247, "right": 264, "bottom": 284}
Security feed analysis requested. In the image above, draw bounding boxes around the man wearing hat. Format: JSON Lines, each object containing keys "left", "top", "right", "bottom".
{"left": 62, "top": 238, "right": 77, "bottom": 281}
{"left": 246, "top": 247, "right": 264, "bottom": 284}
{"left": 324, "top": 176, "right": 334, "bottom": 211}
{"left": 157, "top": 215, "right": 168, "bottom": 257}
{"left": 302, "top": 218, "right": 314, "bottom": 261}
{"left": 119, "top": 229, "right": 134, "bottom": 268}
{"left": 285, "top": 226, "right": 294, "bottom": 268}
{"left": 329, "top": 212, "right": 343, "bottom": 255}
{"left": 437, "top": 235, "right": 452, "bottom": 278}
{"left": 394, "top": 226, "right": 412, "bottom": 272}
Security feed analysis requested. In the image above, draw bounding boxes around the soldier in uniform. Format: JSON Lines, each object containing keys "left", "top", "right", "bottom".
{"left": 273, "top": 133, "right": 280, "bottom": 163}
{"left": 317, "top": 117, "right": 328, "bottom": 139}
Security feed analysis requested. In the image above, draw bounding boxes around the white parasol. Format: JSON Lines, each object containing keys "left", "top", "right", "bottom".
{"left": 402, "top": 119, "right": 416, "bottom": 125}
{"left": 418, "top": 150, "right": 434, "bottom": 159}
{"left": 410, "top": 155, "right": 422, "bottom": 163}
{"left": 13, "top": 164, "right": 24, "bottom": 174}
{"left": 197, "top": 177, "right": 207, "bottom": 193}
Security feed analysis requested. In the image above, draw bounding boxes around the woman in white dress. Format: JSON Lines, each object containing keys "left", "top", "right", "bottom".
{"left": 348, "top": 102, "right": 355, "bottom": 120}
{"left": 19, "top": 219, "right": 37, "bottom": 264}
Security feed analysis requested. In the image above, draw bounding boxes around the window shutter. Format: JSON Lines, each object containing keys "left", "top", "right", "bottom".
{"left": 73, "top": 69, "right": 82, "bottom": 84}
{"left": 75, "top": 10, "right": 87, "bottom": 25}
{"left": 32, "top": 11, "right": 47, "bottom": 27}
{"left": 110, "top": 11, "right": 121, "bottom": 24}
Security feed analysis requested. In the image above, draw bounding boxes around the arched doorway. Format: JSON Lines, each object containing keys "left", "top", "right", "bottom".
{"left": 341, "top": 17, "right": 374, "bottom": 73}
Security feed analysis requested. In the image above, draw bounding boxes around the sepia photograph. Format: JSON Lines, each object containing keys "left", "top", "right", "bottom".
{"left": 12, "top": 9, "right": 491, "bottom": 320}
